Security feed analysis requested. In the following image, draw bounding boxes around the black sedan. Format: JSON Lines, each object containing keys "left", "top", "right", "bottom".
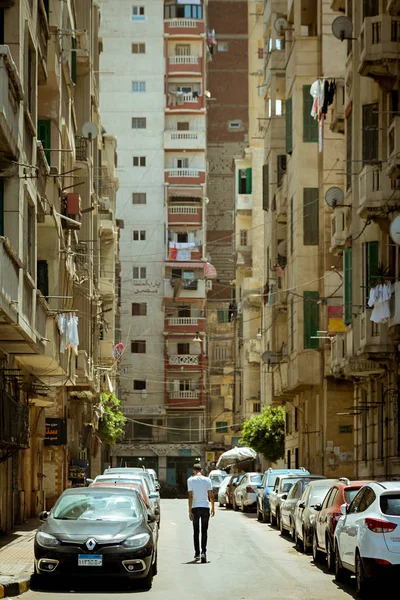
{"left": 34, "top": 487, "right": 158, "bottom": 589}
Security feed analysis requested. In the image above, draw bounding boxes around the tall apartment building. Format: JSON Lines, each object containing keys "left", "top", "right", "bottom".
{"left": 0, "top": 0, "right": 119, "bottom": 531}
{"left": 100, "top": 1, "right": 211, "bottom": 489}
{"left": 329, "top": 0, "right": 400, "bottom": 479}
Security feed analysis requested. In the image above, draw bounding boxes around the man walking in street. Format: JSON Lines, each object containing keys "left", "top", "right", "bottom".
{"left": 188, "top": 463, "right": 215, "bottom": 563}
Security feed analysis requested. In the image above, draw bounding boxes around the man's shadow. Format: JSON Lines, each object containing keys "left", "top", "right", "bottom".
{"left": 182, "top": 559, "right": 209, "bottom": 565}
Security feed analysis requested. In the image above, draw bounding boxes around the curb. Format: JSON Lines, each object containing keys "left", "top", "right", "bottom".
{"left": 0, "top": 578, "right": 31, "bottom": 598}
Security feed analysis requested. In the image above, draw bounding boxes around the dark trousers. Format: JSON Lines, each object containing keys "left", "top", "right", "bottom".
{"left": 192, "top": 507, "right": 210, "bottom": 555}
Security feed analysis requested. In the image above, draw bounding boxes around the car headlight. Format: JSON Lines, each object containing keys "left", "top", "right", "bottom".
{"left": 36, "top": 531, "right": 60, "bottom": 548}
{"left": 122, "top": 533, "right": 150, "bottom": 549}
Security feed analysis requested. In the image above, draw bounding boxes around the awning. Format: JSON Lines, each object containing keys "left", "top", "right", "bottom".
{"left": 204, "top": 262, "right": 217, "bottom": 279}
{"left": 165, "top": 261, "right": 205, "bottom": 268}
{"left": 168, "top": 188, "right": 203, "bottom": 199}
{"left": 216, "top": 447, "right": 257, "bottom": 469}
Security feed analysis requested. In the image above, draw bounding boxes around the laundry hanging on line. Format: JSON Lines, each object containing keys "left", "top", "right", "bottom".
{"left": 57, "top": 313, "right": 80, "bottom": 354}
{"left": 368, "top": 283, "right": 393, "bottom": 323}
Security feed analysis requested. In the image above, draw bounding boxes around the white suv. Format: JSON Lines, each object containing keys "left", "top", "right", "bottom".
{"left": 334, "top": 481, "right": 400, "bottom": 598}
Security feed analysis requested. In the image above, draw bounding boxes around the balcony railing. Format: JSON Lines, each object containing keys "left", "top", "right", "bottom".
{"left": 169, "top": 390, "right": 200, "bottom": 399}
{"left": 168, "top": 317, "right": 199, "bottom": 326}
{"left": 169, "top": 355, "right": 199, "bottom": 365}
{"left": 0, "top": 390, "right": 29, "bottom": 449}
{"left": 169, "top": 55, "right": 199, "bottom": 64}
{"left": 75, "top": 135, "right": 87, "bottom": 161}
{"left": 167, "top": 19, "right": 199, "bottom": 28}
{"left": 0, "top": 46, "right": 23, "bottom": 164}
{"left": 169, "top": 206, "right": 199, "bottom": 214}
{"left": 167, "top": 168, "right": 200, "bottom": 177}
{"left": 0, "top": 238, "right": 20, "bottom": 321}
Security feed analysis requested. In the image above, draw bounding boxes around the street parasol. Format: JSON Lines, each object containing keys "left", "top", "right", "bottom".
{"left": 216, "top": 447, "right": 257, "bottom": 470}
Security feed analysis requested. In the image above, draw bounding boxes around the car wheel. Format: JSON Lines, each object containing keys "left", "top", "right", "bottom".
{"left": 312, "top": 530, "right": 324, "bottom": 563}
{"left": 289, "top": 519, "right": 295, "bottom": 541}
{"left": 295, "top": 528, "right": 302, "bottom": 551}
{"left": 138, "top": 563, "right": 154, "bottom": 591}
{"left": 326, "top": 536, "right": 334, "bottom": 573}
{"left": 279, "top": 515, "right": 286, "bottom": 536}
{"left": 233, "top": 497, "right": 239, "bottom": 512}
{"left": 334, "top": 544, "right": 350, "bottom": 583}
{"left": 271, "top": 511, "right": 277, "bottom": 526}
{"left": 276, "top": 510, "right": 280, "bottom": 529}
{"left": 355, "top": 552, "right": 371, "bottom": 598}
{"left": 303, "top": 528, "right": 310, "bottom": 554}
{"left": 257, "top": 504, "right": 262, "bottom": 522}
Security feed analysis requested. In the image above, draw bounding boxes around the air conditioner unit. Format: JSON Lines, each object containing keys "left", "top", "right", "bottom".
{"left": 206, "top": 280, "right": 212, "bottom": 290}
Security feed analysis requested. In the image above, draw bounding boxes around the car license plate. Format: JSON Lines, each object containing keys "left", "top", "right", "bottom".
{"left": 78, "top": 554, "right": 102, "bottom": 566}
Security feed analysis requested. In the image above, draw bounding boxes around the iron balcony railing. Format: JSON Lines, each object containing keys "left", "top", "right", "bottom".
{"left": 0, "top": 391, "right": 29, "bottom": 449}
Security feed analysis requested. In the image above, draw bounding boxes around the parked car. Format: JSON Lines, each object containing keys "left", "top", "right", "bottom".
{"left": 269, "top": 474, "right": 313, "bottom": 527}
{"left": 294, "top": 478, "right": 339, "bottom": 553}
{"left": 335, "top": 481, "right": 400, "bottom": 597}
{"left": 280, "top": 476, "right": 326, "bottom": 538}
{"left": 226, "top": 474, "right": 245, "bottom": 509}
{"left": 146, "top": 469, "right": 160, "bottom": 491}
{"left": 209, "top": 469, "right": 228, "bottom": 478}
{"left": 34, "top": 487, "right": 158, "bottom": 589}
{"left": 103, "top": 469, "right": 159, "bottom": 499}
{"left": 218, "top": 476, "right": 231, "bottom": 507}
{"left": 90, "top": 481, "right": 160, "bottom": 527}
{"left": 313, "top": 478, "right": 370, "bottom": 571}
{"left": 256, "top": 468, "right": 309, "bottom": 523}
{"left": 210, "top": 473, "right": 227, "bottom": 500}
{"left": 233, "top": 472, "right": 262, "bottom": 512}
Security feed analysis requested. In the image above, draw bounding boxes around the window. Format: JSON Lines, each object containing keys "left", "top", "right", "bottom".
{"left": 176, "top": 157, "right": 189, "bottom": 169}
{"left": 303, "top": 188, "right": 319, "bottom": 245}
{"left": 344, "top": 247, "right": 352, "bottom": 325}
{"left": 262, "top": 163, "right": 269, "bottom": 211}
{"left": 133, "top": 266, "right": 146, "bottom": 279}
{"left": 177, "top": 342, "right": 190, "bottom": 355}
{"left": 228, "top": 120, "right": 242, "bottom": 130}
{"left": 294, "top": 407, "right": 298, "bottom": 432}
{"left": 132, "top": 43, "right": 145, "bottom": 54}
{"left": 177, "top": 121, "right": 189, "bottom": 131}
{"left": 132, "top": 302, "right": 147, "bottom": 316}
{"left": 239, "top": 229, "right": 248, "bottom": 246}
{"left": 253, "top": 402, "right": 261, "bottom": 414}
{"left": 346, "top": 114, "right": 352, "bottom": 190}
{"left": 216, "top": 422, "right": 228, "bottom": 434}
{"left": 295, "top": 447, "right": 299, "bottom": 469}
{"left": 132, "top": 81, "right": 146, "bottom": 92}
{"left": 131, "top": 340, "right": 146, "bottom": 353}
{"left": 133, "top": 380, "right": 146, "bottom": 390}
{"left": 133, "top": 420, "right": 152, "bottom": 440}
{"left": 132, "top": 193, "right": 146, "bottom": 204}
{"left": 238, "top": 168, "right": 252, "bottom": 194}
{"left": 277, "top": 155, "right": 287, "bottom": 188}
{"left": 217, "top": 309, "right": 229, "bottom": 323}
{"left": 287, "top": 450, "right": 291, "bottom": 469}
{"left": 37, "top": 260, "right": 49, "bottom": 299}
{"left": 218, "top": 42, "right": 228, "bottom": 52}
{"left": 175, "top": 44, "right": 190, "bottom": 56}
{"left": 132, "top": 117, "right": 146, "bottom": 128}
{"left": 363, "top": 0, "right": 379, "bottom": 18}
{"left": 285, "top": 96, "right": 293, "bottom": 153}
{"left": 363, "top": 241, "right": 379, "bottom": 306}
{"left": 358, "top": 487, "right": 376, "bottom": 512}
{"left": 133, "top": 156, "right": 146, "bottom": 166}
{"left": 303, "top": 86, "right": 318, "bottom": 142}
{"left": 214, "top": 346, "right": 227, "bottom": 361}
{"left": 290, "top": 197, "right": 294, "bottom": 253}
{"left": 132, "top": 6, "right": 145, "bottom": 20}
{"left": 164, "top": 4, "right": 203, "bottom": 19}
{"left": 38, "top": 119, "right": 51, "bottom": 165}
{"left": 362, "top": 103, "right": 379, "bottom": 164}
{"left": 303, "top": 291, "right": 320, "bottom": 350}
{"left": 133, "top": 230, "right": 146, "bottom": 241}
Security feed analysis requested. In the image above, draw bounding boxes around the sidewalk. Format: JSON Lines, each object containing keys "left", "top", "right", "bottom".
{"left": 0, "top": 520, "right": 39, "bottom": 598}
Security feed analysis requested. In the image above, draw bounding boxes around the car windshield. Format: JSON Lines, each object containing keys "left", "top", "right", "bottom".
{"left": 267, "top": 474, "right": 279, "bottom": 488}
{"left": 380, "top": 494, "right": 400, "bottom": 516}
{"left": 53, "top": 492, "right": 142, "bottom": 521}
{"left": 310, "top": 486, "right": 331, "bottom": 504}
{"left": 344, "top": 487, "right": 362, "bottom": 505}
{"left": 280, "top": 478, "right": 298, "bottom": 492}
{"left": 250, "top": 474, "right": 262, "bottom": 484}
{"left": 210, "top": 475, "right": 225, "bottom": 484}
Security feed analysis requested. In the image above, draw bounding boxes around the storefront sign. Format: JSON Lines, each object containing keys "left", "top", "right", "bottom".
{"left": 179, "top": 449, "right": 192, "bottom": 457}
{"left": 44, "top": 418, "right": 67, "bottom": 446}
{"left": 122, "top": 405, "right": 166, "bottom": 415}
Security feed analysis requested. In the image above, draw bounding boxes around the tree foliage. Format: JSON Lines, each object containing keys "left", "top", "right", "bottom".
{"left": 98, "top": 392, "right": 126, "bottom": 445}
{"left": 239, "top": 406, "right": 285, "bottom": 462}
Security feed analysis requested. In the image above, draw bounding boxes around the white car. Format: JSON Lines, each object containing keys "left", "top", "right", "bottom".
{"left": 217, "top": 476, "right": 231, "bottom": 506}
{"left": 233, "top": 472, "right": 262, "bottom": 512}
{"left": 334, "top": 481, "right": 400, "bottom": 597}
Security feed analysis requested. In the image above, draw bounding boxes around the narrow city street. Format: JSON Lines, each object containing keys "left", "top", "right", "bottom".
{"left": 18, "top": 500, "right": 357, "bottom": 600}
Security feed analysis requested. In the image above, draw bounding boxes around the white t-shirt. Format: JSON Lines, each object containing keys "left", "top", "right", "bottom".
{"left": 187, "top": 475, "right": 212, "bottom": 508}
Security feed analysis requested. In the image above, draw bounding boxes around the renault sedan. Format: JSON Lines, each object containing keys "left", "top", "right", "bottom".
{"left": 34, "top": 488, "right": 157, "bottom": 590}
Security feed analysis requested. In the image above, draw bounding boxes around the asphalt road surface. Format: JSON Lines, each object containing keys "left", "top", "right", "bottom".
{"left": 18, "top": 499, "right": 358, "bottom": 600}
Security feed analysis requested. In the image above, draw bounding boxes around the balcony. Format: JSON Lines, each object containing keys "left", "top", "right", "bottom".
{"left": 388, "top": 0, "right": 400, "bottom": 16}
{"left": 168, "top": 55, "right": 203, "bottom": 75}
{"left": 166, "top": 390, "right": 204, "bottom": 409}
{"left": 164, "top": 278, "right": 206, "bottom": 299}
{"left": 165, "top": 168, "right": 206, "bottom": 185}
{"left": 287, "top": 351, "right": 322, "bottom": 391}
{"left": 359, "top": 15, "right": 400, "bottom": 84}
{"left": 0, "top": 46, "right": 23, "bottom": 166}
{"left": 164, "top": 18, "right": 205, "bottom": 36}
{"left": 331, "top": 334, "right": 346, "bottom": 376}
{"left": 357, "top": 310, "right": 395, "bottom": 356}
{"left": 0, "top": 391, "right": 29, "bottom": 450}
{"left": 76, "top": 30, "right": 90, "bottom": 76}
{"left": 264, "top": 116, "right": 285, "bottom": 154}
{"left": 99, "top": 277, "right": 114, "bottom": 299}
{"left": 168, "top": 354, "right": 200, "bottom": 366}
{"left": 358, "top": 164, "right": 400, "bottom": 218}
{"left": 236, "top": 246, "right": 252, "bottom": 268}
{"left": 168, "top": 205, "right": 202, "bottom": 226}
{"left": 165, "top": 316, "right": 206, "bottom": 334}
{"left": 164, "top": 130, "right": 206, "bottom": 151}
{"left": 236, "top": 194, "right": 253, "bottom": 213}
{"left": 330, "top": 206, "right": 350, "bottom": 254}
{"left": 263, "top": 1, "right": 287, "bottom": 35}
{"left": 386, "top": 116, "right": 400, "bottom": 179}
{"left": 166, "top": 92, "right": 205, "bottom": 112}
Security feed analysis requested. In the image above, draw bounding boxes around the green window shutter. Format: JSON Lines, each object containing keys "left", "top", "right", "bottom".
{"left": 37, "top": 119, "right": 51, "bottom": 166}
{"left": 217, "top": 309, "right": 229, "bottom": 323}
{"left": 303, "top": 85, "right": 318, "bottom": 142}
{"left": 37, "top": 260, "right": 49, "bottom": 299}
{"left": 285, "top": 97, "right": 293, "bottom": 154}
{"left": 344, "top": 248, "right": 352, "bottom": 325}
{"left": 71, "top": 38, "right": 77, "bottom": 84}
{"left": 290, "top": 298, "right": 294, "bottom": 353}
{"left": 303, "top": 188, "right": 319, "bottom": 245}
{"left": 303, "top": 291, "right": 319, "bottom": 349}
{"left": 262, "top": 163, "right": 269, "bottom": 210}
{"left": 216, "top": 421, "right": 228, "bottom": 434}
{"left": 0, "top": 179, "right": 3, "bottom": 236}
{"left": 367, "top": 241, "right": 379, "bottom": 288}
{"left": 245, "top": 168, "right": 252, "bottom": 194}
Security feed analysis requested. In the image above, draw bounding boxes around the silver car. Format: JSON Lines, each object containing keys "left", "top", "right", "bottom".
{"left": 233, "top": 472, "right": 262, "bottom": 512}
{"left": 217, "top": 476, "right": 232, "bottom": 506}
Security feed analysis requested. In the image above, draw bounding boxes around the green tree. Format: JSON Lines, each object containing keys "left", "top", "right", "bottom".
{"left": 98, "top": 392, "right": 126, "bottom": 444}
{"left": 239, "top": 406, "right": 285, "bottom": 462}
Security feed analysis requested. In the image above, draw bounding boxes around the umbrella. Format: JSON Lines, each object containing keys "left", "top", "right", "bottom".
{"left": 216, "top": 447, "right": 257, "bottom": 470}
{"left": 204, "top": 262, "right": 217, "bottom": 279}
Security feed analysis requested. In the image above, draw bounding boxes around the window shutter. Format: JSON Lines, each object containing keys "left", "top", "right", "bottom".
{"left": 367, "top": 241, "right": 379, "bottom": 288}
{"left": 37, "top": 120, "right": 51, "bottom": 165}
{"left": 344, "top": 248, "right": 352, "bottom": 325}
{"left": 277, "top": 155, "right": 286, "bottom": 187}
{"left": 285, "top": 97, "right": 293, "bottom": 153}
{"left": 303, "top": 85, "right": 318, "bottom": 142}
{"left": 37, "top": 260, "right": 49, "bottom": 299}
{"left": 362, "top": 103, "right": 379, "bottom": 164}
{"left": 245, "top": 168, "right": 252, "bottom": 194}
{"left": 262, "top": 164, "right": 269, "bottom": 210}
{"left": 303, "top": 291, "right": 319, "bottom": 349}
{"left": 0, "top": 179, "right": 3, "bottom": 236}
{"left": 303, "top": 188, "right": 319, "bottom": 245}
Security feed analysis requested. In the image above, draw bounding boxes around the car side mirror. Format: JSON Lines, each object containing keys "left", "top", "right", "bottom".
{"left": 147, "top": 511, "right": 157, "bottom": 523}
{"left": 298, "top": 501, "right": 305, "bottom": 509}
{"left": 340, "top": 503, "right": 347, "bottom": 516}
{"left": 282, "top": 494, "right": 288, "bottom": 500}
{"left": 155, "top": 484, "right": 160, "bottom": 491}
{"left": 39, "top": 511, "right": 49, "bottom": 521}
{"left": 313, "top": 503, "right": 322, "bottom": 511}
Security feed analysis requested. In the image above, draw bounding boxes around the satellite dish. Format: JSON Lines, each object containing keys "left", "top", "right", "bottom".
{"left": 325, "top": 187, "right": 344, "bottom": 208}
{"left": 390, "top": 215, "right": 400, "bottom": 246}
{"left": 274, "top": 17, "right": 288, "bottom": 35}
{"left": 277, "top": 240, "right": 287, "bottom": 257}
{"left": 82, "top": 121, "right": 99, "bottom": 140}
{"left": 332, "top": 16, "right": 353, "bottom": 41}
